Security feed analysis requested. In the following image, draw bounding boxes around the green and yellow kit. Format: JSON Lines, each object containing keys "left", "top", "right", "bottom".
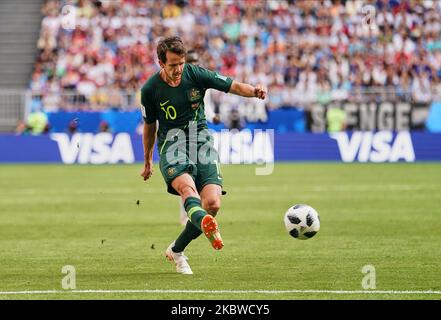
{"left": 140, "top": 63, "right": 233, "bottom": 194}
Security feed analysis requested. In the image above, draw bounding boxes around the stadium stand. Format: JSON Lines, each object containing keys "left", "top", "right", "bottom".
{"left": 29, "top": 0, "right": 441, "bottom": 114}
{"left": 0, "top": 0, "right": 43, "bottom": 89}
{"left": 0, "top": 0, "right": 44, "bottom": 131}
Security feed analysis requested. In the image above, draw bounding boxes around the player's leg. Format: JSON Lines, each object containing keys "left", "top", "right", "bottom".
{"left": 195, "top": 136, "right": 224, "bottom": 209}
{"left": 159, "top": 149, "right": 200, "bottom": 273}
{"left": 168, "top": 173, "right": 201, "bottom": 252}
{"left": 158, "top": 151, "right": 204, "bottom": 231}
{"left": 171, "top": 173, "right": 207, "bottom": 234}
{"left": 200, "top": 184, "right": 222, "bottom": 217}
{"left": 163, "top": 174, "right": 201, "bottom": 274}
{"left": 172, "top": 184, "right": 222, "bottom": 254}
{"left": 170, "top": 173, "right": 223, "bottom": 250}
{"left": 197, "top": 184, "right": 223, "bottom": 250}
{"left": 194, "top": 143, "right": 224, "bottom": 250}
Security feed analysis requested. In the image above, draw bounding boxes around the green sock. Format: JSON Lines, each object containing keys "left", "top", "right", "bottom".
{"left": 172, "top": 197, "right": 206, "bottom": 253}
{"left": 172, "top": 220, "right": 202, "bottom": 253}
{"left": 184, "top": 196, "right": 207, "bottom": 232}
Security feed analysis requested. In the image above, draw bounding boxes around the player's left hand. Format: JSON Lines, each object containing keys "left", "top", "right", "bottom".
{"left": 254, "top": 84, "right": 267, "bottom": 100}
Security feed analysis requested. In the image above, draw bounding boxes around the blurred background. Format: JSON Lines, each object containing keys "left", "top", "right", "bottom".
{"left": 0, "top": 0, "right": 440, "bottom": 162}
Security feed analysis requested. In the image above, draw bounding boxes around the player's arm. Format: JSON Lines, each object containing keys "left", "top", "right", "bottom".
{"left": 189, "top": 64, "right": 267, "bottom": 100}
{"left": 141, "top": 122, "right": 156, "bottom": 181}
{"left": 229, "top": 80, "right": 267, "bottom": 100}
{"left": 140, "top": 87, "right": 157, "bottom": 181}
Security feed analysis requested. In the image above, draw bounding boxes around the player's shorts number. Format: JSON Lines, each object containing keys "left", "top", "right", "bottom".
{"left": 161, "top": 105, "right": 177, "bottom": 120}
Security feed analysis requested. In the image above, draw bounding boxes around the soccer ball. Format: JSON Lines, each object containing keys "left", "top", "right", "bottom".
{"left": 284, "top": 204, "right": 320, "bottom": 240}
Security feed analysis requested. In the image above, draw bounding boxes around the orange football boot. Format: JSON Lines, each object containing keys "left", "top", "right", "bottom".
{"left": 201, "top": 214, "right": 224, "bottom": 250}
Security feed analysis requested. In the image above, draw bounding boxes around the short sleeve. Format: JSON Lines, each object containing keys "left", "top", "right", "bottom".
{"left": 190, "top": 64, "right": 233, "bottom": 93}
{"left": 140, "top": 88, "right": 157, "bottom": 124}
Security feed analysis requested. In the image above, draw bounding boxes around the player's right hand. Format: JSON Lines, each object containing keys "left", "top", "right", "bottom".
{"left": 254, "top": 84, "right": 267, "bottom": 100}
{"left": 140, "top": 162, "right": 154, "bottom": 181}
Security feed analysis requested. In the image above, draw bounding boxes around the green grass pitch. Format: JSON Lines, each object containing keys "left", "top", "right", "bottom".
{"left": 0, "top": 163, "right": 440, "bottom": 300}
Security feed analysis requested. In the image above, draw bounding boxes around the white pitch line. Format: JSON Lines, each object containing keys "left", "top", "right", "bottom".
{"left": 0, "top": 289, "right": 441, "bottom": 295}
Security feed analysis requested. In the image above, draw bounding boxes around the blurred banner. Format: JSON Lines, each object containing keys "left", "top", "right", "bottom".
{"left": 1, "top": 131, "right": 440, "bottom": 164}
{"left": 307, "top": 101, "right": 430, "bottom": 132}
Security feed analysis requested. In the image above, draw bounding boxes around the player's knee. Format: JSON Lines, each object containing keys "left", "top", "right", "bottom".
{"left": 179, "top": 184, "right": 198, "bottom": 199}
{"left": 204, "top": 198, "right": 221, "bottom": 216}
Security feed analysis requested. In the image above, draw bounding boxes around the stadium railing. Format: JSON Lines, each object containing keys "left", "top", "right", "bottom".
{"left": 24, "top": 86, "right": 441, "bottom": 112}
{"left": 0, "top": 89, "right": 29, "bottom": 132}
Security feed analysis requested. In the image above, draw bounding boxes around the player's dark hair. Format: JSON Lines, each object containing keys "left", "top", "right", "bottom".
{"left": 157, "top": 36, "right": 186, "bottom": 63}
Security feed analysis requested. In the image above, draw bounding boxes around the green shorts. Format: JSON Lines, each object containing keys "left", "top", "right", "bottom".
{"left": 159, "top": 139, "right": 223, "bottom": 195}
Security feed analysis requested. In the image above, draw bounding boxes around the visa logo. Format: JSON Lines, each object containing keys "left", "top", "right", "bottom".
{"left": 50, "top": 133, "right": 135, "bottom": 164}
{"left": 330, "top": 131, "right": 415, "bottom": 162}
{"left": 211, "top": 130, "right": 274, "bottom": 164}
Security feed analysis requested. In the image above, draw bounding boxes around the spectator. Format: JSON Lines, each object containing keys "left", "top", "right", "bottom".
{"left": 26, "top": 107, "right": 50, "bottom": 135}
{"left": 98, "top": 120, "right": 112, "bottom": 133}
{"left": 326, "top": 106, "right": 346, "bottom": 133}
{"left": 412, "top": 72, "right": 433, "bottom": 103}
{"left": 67, "top": 119, "right": 79, "bottom": 135}
{"left": 227, "top": 108, "right": 245, "bottom": 130}
{"left": 31, "top": 0, "right": 441, "bottom": 111}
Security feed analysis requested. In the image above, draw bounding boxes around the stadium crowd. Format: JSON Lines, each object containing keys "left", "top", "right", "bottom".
{"left": 31, "top": 0, "right": 441, "bottom": 112}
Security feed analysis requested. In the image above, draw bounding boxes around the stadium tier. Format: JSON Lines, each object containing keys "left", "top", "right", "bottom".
{"left": 30, "top": 0, "right": 441, "bottom": 109}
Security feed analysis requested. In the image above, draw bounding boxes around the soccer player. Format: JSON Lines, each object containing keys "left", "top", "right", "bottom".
{"left": 140, "top": 36, "right": 266, "bottom": 275}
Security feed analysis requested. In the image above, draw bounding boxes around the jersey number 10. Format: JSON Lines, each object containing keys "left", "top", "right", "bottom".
{"left": 161, "top": 105, "right": 177, "bottom": 120}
